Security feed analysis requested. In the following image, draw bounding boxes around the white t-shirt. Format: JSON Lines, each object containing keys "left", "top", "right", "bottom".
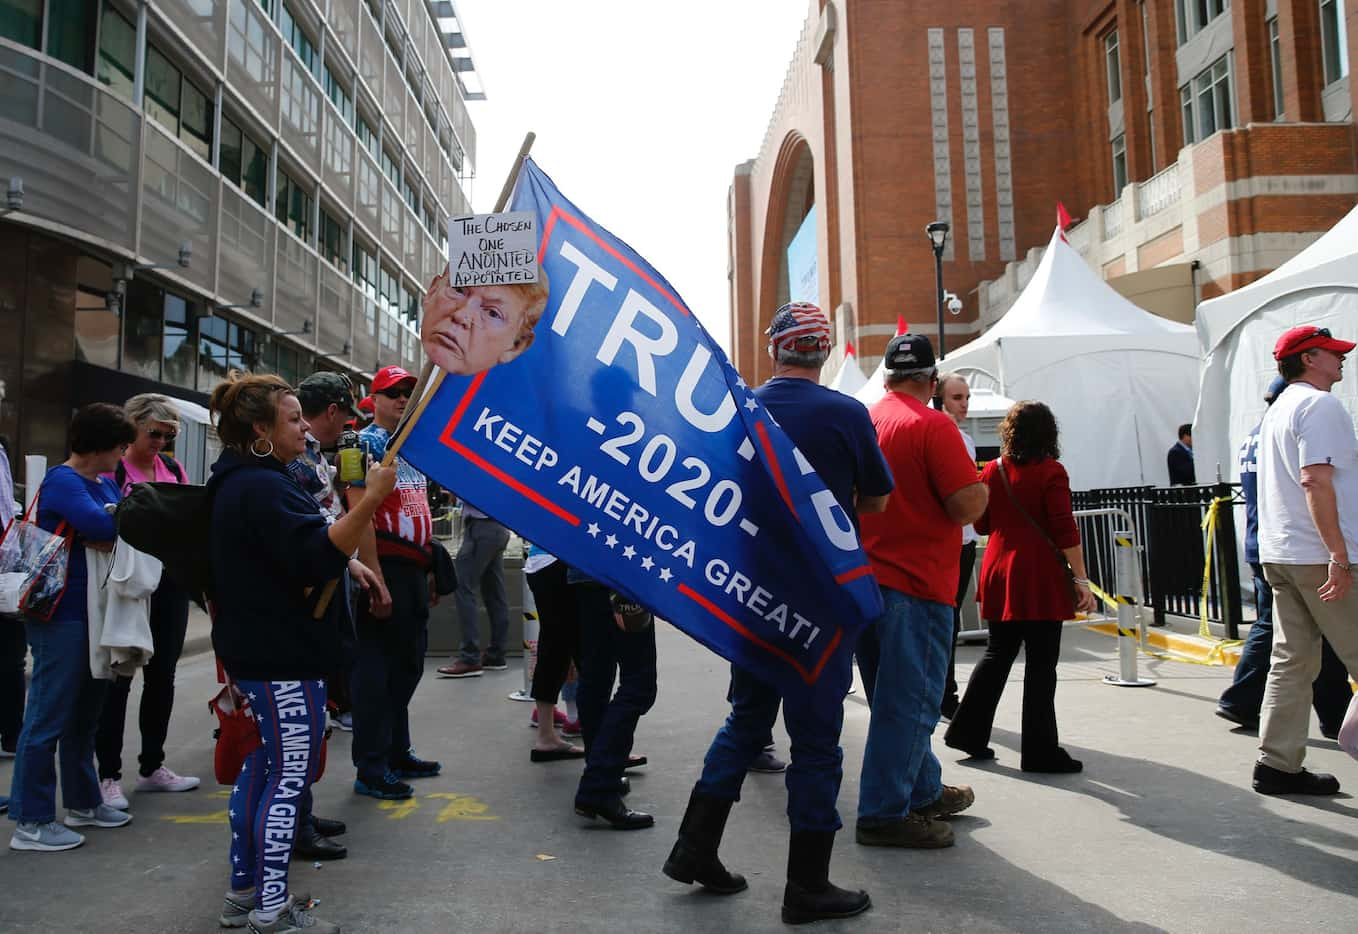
{"left": 1258, "top": 382, "right": 1358, "bottom": 565}
{"left": 959, "top": 429, "right": 978, "bottom": 546}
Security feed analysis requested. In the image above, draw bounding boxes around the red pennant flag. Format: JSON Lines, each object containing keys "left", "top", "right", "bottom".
{"left": 896, "top": 315, "right": 908, "bottom": 336}
{"left": 1056, "top": 202, "right": 1073, "bottom": 243}
{"left": 844, "top": 340, "right": 856, "bottom": 357}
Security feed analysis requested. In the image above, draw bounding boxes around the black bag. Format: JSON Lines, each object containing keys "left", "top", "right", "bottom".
{"left": 114, "top": 453, "right": 185, "bottom": 491}
{"left": 114, "top": 481, "right": 214, "bottom": 608}
{"left": 430, "top": 539, "right": 457, "bottom": 596}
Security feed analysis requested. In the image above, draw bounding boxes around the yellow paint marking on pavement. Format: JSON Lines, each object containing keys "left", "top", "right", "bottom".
{"left": 377, "top": 798, "right": 421, "bottom": 820}
{"left": 209, "top": 790, "right": 232, "bottom": 799}
{"left": 161, "top": 810, "right": 229, "bottom": 824}
{"left": 426, "top": 792, "right": 499, "bottom": 822}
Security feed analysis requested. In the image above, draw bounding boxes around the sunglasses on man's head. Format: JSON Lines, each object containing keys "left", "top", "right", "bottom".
{"left": 378, "top": 387, "right": 413, "bottom": 399}
{"left": 147, "top": 429, "right": 178, "bottom": 441}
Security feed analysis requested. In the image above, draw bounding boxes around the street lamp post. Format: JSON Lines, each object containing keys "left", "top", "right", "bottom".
{"left": 926, "top": 221, "right": 950, "bottom": 358}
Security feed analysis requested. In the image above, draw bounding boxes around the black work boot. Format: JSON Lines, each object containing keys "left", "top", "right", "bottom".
{"left": 662, "top": 789, "right": 747, "bottom": 894}
{"left": 781, "top": 830, "right": 871, "bottom": 925}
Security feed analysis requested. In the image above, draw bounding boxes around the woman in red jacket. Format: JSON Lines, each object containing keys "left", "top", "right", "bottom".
{"left": 943, "top": 401, "right": 1096, "bottom": 773}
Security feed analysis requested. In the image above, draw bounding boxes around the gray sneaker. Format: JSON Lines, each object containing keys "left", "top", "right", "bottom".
{"left": 64, "top": 804, "right": 133, "bottom": 828}
{"left": 10, "top": 820, "right": 86, "bottom": 852}
{"left": 246, "top": 896, "right": 339, "bottom": 933}
{"left": 220, "top": 891, "right": 255, "bottom": 928}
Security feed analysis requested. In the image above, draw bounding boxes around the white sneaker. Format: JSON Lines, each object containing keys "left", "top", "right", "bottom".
{"left": 64, "top": 804, "right": 132, "bottom": 829}
{"left": 100, "top": 778, "right": 129, "bottom": 810}
{"left": 136, "top": 766, "right": 200, "bottom": 793}
{"left": 10, "top": 821, "right": 85, "bottom": 852}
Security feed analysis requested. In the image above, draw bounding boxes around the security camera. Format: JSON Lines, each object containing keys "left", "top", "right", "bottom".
{"left": 177, "top": 242, "right": 192, "bottom": 268}
{"left": 5, "top": 177, "right": 21, "bottom": 211}
{"left": 249, "top": 287, "right": 263, "bottom": 308}
{"left": 945, "top": 291, "right": 963, "bottom": 316}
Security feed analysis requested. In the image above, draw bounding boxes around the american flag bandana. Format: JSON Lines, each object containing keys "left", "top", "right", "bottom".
{"left": 765, "top": 302, "right": 832, "bottom": 355}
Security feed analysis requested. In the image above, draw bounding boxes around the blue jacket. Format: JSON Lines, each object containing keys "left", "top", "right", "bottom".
{"left": 208, "top": 448, "right": 349, "bottom": 681}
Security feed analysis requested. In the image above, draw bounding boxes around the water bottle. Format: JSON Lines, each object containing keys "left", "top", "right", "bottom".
{"left": 336, "top": 428, "right": 364, "bottom": 483}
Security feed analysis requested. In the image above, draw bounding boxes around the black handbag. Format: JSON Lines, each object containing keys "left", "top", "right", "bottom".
{"left": 430, "top": 539, "right": 457, "bottom": 596}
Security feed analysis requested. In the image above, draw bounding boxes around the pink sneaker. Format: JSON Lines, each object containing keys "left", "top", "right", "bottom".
{"left": 135, "top": 766, "right": 201, "bottom": 793}
{"left": 561, "top": 718, "right": 582, "bottom": 738}
{"left": 100, "top": 778, "right": 129, "bottom": 810}
{"left": 528, "top": 708, "right": 569, "bottom": 728}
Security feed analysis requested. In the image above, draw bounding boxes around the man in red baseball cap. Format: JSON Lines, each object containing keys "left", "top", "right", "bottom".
{"left": 1252, "top": 324, "right": 1358, "bottom": 796}
{"left": 346, "top": 364, "right": 443, "bottom": 801}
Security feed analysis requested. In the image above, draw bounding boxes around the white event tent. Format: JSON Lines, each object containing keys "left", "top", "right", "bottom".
{"left": 924, "top": 228, "right": 1200, "bottom": 490}
{"left": 1194, "top": 205, "right": 1358, "bottom": 488}
{"left": 828, "top": 345, "right": 868, "bottom": 395}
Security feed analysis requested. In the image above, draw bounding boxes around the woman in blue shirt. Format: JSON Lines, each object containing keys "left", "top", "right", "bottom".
{"left": 8, "top": 403, "right": 136, "bottom": 853}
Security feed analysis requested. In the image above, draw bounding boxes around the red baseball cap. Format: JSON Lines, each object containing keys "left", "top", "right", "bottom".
{"left": 371, "top": 365, "right": 417, "bottom": 393}
{"left": 1273, "top": 326, "right": 1355, "bottom": 360}
{"left": 358, "top": 395, "right": 375, "bottom": 414}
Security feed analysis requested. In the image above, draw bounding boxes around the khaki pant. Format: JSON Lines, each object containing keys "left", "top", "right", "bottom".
{"left": 1259, "top": 563, "right": 1358, "bottom": 772}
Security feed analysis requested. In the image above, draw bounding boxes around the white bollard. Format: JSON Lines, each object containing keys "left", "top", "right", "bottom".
{"left": 508, "top": 574, "right": 540, "bottom": 702}
{"left": 1103, "top": 531, "right": 1155, "bottom": 688}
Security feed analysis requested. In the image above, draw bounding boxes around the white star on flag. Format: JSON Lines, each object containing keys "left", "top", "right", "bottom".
{"left": 735, "top": 375, "right": 747, "bottom": 389}
{"left": 659, "top": 568, "right": 673, "bottom": 582}
{"left": 640, "top": 556, "right": 654, "bottom": 570}
{"left": 622, "top": 545, "right": 636, "bottom": 559}
{"left": 247, "top": 692, "right": 256, "bottom": 700}
{"left": 229, "top": 809, "right": 236, "bottom": 818}
{"left": 605, "top": 534, "right": 618, "bottom": 548}
{"left": 587, "top": 523, "right": 600, "bottom": 538}
{"left": 744, "top": 397, "right": 758, "bottom": 411}
{"left": 233, "top": 832, "right": 239, "bottom": 840}
{"left": 232, "top": 855, "right": 240, "bottom": 864}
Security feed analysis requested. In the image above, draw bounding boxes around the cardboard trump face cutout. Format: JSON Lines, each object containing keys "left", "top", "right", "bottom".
{"left": 420, "top": 269, "right": 550, "bottom": 376}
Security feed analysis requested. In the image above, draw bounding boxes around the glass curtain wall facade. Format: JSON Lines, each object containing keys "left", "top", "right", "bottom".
{"left": 0, "top": 0, "right": 478, "bottom": 473}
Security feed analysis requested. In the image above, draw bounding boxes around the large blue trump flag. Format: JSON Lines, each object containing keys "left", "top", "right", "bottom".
{"left": 399, "top": 159, "right": 882, "bottom": 697}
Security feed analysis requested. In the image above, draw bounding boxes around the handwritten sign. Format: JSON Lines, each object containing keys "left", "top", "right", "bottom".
{"left": 447, "top": 211, "right": 539, "bottom": 287}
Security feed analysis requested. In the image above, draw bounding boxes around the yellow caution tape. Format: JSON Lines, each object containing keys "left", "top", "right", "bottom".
{"left": 1196, "top": 496, "right": 1244, "bottom": 664}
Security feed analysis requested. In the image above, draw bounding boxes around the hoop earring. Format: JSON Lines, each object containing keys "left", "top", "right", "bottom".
{"left": 250, "top": 438, "right": 274, "bottom": 459}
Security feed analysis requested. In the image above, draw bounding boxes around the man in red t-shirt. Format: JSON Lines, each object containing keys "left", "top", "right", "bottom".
{"left": 855, "top": 334, "right": 988, "bottom": 850}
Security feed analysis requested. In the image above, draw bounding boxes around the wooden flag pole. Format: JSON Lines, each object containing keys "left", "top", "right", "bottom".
{"left": 378, "top": 130, "right": 537, "bottom": 469}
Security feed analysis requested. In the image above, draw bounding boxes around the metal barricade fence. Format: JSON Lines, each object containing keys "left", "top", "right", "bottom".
{"left": 1072, "top": 507, "right": 1155, "bottom": 688}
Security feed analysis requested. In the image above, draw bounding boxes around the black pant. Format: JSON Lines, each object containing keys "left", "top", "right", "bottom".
{"left": 573, "top": 583, "right": 657, "bottom": 806}
{"left": 350, "top": 558, "right": 429, "bottom": 782}
{"left": 94, "top": 578, "right": 190, "bottom": 780}
{"left": 942, "top": 542, "right": 978, "bottom": 710}
{"left": 0, "top": 614, "right": 26, "bottom": 752}
{"left": 526, "top": 561, "right": 582, "bottom": 705}
{"left": 945, "top": 620, "right": 1063, "bottom": 760}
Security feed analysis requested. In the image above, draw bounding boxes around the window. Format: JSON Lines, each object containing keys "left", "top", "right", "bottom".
{"left": 122, "top": 280, "right": 164, "bottom": 380}
{"left": 1105, "top": 30, "right": 1122, "bottom": 104}
{"left": 96, "top": 4, "right": 136, "bottom": 99}
{"left": 179, "top": 77, "right": 213, "bottom": 162}
{"left": 163, "top": 294, "right": 195, "bottom": 389}
{"left": 324, "top": 65, "right": 354, "bottom": 124}
{"left": 139, "top": 44, "right": 214, "bottom": 162}
{"left": 256, "top": 0, "right": 274, "bottom": 17}
{"left": 1269, "top": 17, "right": 1284, "bottom": 118}
{"left": 0, "top": 0, "right": 41, "bottom": 49}
{"left": 381, "top": 147, "right": 400, "bottom": 185}
{"left": 1321, "top": 0, "right": 1350, "bottom": 86}
{"left": 220, "top": 117, "right": 269, "bottom": 208}
{"left": 1111, "top": 135, "right": 1128, "bottom": 197}
{"left": 356, "top": 115, "right": 379, "bottom": 161}
{"left": 352, "top": 241, "right": 380, "bottom": 338}
{"left": 1175, "top": 0, "right": 1229, "bottom": 45}
{"left": 47, "top": 0, "right": 96, "bottom": 71}
{"left": 321, "top": 206, "right": 346, "bottom": 271}
{"left": 402, "top": 177, "right": 418, "bottom": 213}
{"left": 280, "top": 2, "right": 319, "bottom": 79}
{"left": 1181, "top": 55, "right": 1233, "bottom": 144}
{"left": 276, "top": 167, "right": 314, "bottom": 242}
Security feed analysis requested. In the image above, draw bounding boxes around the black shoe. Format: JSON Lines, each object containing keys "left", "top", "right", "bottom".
{"left": 481, "top": 652, "right": 509, "bottom": 671}
{"left": 391, "top": 750, "right": 442, "bottom": 779}
{"left": 575, "top": 798, "right": 654, "bottom": 830}
{"left": 944, "top": 738, "right": 995, "bottom": 761}
{"left": 1215, "top": 706, "right": 1260, "bottom": 730}
{"left": 354, "top": 771, "right": 415, "bottom": 800}
{"left": 782, "top": 830, "right": 871, "bottom": 925}
{"left": 662, "top": 791, "right": 747, "bottom": 894}
{"left": 1321, "top": 726, "right": 1341, "bottom": 741}
{"left": 1021, "top": 748, "right": 1083, "bottom": 774}
{"left": 311, "top": 816, "right": 347, "bottom": 838}
{"left": 1253, "top": 762, "right": 1341, "bottom": 796}
{"left": 293, "top": 826, "right": 347, "bottom": 861}
{"left": 619, "top": 775, "right": 630, "bottom": 797}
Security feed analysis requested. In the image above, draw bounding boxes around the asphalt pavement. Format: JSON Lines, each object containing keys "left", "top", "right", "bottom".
{"left": 2, "top": 625, "right": 1356, "bottom": 933}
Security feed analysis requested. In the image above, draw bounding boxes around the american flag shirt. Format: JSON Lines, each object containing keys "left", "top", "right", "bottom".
{"left": 357, "top": 423, "right": 433, "bottom": 553}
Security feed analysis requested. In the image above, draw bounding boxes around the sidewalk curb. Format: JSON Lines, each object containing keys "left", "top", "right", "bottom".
{"left": 1084, "top": 622, "right": 1242, "bottom": 666}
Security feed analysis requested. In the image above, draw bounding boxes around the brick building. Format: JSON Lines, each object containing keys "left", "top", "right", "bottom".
{"left": 728, "top": 0, "right": 1358, "bottom": 383}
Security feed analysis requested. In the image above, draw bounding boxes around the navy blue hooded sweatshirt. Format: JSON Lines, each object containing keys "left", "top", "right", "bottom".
{"left": 208, "top": 447, "right": 350, "bottom": 681}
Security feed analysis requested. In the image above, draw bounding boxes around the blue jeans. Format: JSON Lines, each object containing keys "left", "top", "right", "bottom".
{"left": 1219, "top": 563, "right": 1351, "bottom": 732}
{"left": 573, "top": 584, "right": 657, "bottom": 807}
{"left": 696, "top": 657, "right": 851, "bottom": 833}
{"left": 857, "top": 587, "right": 953, "bottom": 824}
{"left": 8, "top": 614, "right": 108, "bottom": 824}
